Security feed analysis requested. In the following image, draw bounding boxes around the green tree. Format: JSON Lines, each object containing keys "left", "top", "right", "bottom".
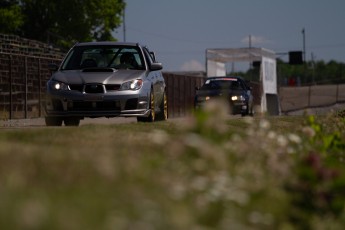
{"left": 19, "top": 0, "right": 125, "bottom": 49}
{"left": 0, "top": 0, "right": 23, "bottom": 34}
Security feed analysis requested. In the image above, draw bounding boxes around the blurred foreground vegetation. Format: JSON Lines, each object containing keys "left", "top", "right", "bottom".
{"left": 0, "top": 102, "right": 344, "bottom": 230}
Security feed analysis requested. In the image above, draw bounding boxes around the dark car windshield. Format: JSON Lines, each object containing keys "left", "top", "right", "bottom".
{"left": 200, "top": 78, "right": 243, "bottom": 91}
{"left": 61, "top": 45, "right": 145, "bottom": 70}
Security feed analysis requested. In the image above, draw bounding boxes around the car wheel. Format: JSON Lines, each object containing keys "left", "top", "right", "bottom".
{"left": 45, "top": 116, "right": 63, "bottom": 126}
{"left": 137, "top": 89, "right": 155, "bottom": 122}
{"left": 64, "top": 117, "right": 80, "bottom": 126}
{"left": 157, "top": 90, "right": 168, "bottom": 121}
{"left": 241, "top": 103, "right": 250, "bottom": 117}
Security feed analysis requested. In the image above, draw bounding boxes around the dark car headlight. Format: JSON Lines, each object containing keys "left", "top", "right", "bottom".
{"left": 120, "top": 79, "right": 143, "bottom": 90}
{"left": 231, "top": 95, "right": 246, "bottom": 101}
{"left": 195, "top": 95, "right": 210, "bottom": 103}
{"left": 48, "top": 80, "right": 70, "bottom": 91}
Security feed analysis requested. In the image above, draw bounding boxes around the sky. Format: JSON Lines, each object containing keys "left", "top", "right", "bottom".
{"left": 112, "top": 0, "right": 345, "bottom": 72}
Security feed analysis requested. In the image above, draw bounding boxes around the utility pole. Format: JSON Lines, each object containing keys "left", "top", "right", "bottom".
{"left": 302, "top": 28, "right": 306, "bottom": 62}
{"left": 249, "top": 35, "right": 253, "bottom": 80}
{"left": 302, "top": 28, "right": 308, "bottom": 84}
{"left": 311, "top": 52, "right": 316, "bottom": 85}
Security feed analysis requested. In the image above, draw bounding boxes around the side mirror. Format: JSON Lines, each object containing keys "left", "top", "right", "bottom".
{"left": 48, "top": 63, "right": 59, "bottom": 71}
{"left": 150, "top": 51, "right": 156, "bottom": 62}
{"left": 150, "top": 62, "right": 163, "bottom": 71}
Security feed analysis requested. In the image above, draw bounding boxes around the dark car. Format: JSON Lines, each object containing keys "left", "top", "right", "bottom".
{"left": 195, "top": 76, "right": 253, "bottom": 116}
{"left": 45, "top": 42, "right": 167, "bottom": 126}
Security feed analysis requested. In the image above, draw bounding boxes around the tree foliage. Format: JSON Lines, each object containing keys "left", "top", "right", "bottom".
{"left": 242, "top": 59, "right": 345, "bottom": 85}
{"left": 0, "top": 0, "right": 125, "bottom": 49}
{"left": 277, "top": 59, "right": 345, "bottom": 85}
{"left": 0, "top": 0, "right": 23, "bottom": 34}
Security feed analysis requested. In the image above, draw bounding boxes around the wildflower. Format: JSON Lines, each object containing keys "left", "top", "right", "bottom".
{"left": 277, "top": 134, "right": 288, "bottom": 147}
{"left": 259, "top": 119, "right": 271, "bottom": 130}
{"left": 302, "top": 126, "right": 316, "bottom": 138}
{"left": 288, "top": 133, "right": 302, "bottom": 144}
{"left": 267, "top": 131, "right": 276, "bottom": 139}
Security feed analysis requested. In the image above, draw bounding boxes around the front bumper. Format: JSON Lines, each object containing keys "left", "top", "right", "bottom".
{"left": 45, "top": 91, "right": 150, "bottom": 118}
{"left": 195, "top": 98, "right": 248, "bottom": 115}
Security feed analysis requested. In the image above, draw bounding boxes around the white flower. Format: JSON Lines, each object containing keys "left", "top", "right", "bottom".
{"left": 302, "top": 126, "right": 316, "bottom": 138}
{"left": 288, "top": 133, "right": 302, "bottom": 144}
{"left": 267, "top": 131, "right": 276, "bottom": 139}
{"left": 277, "top": 135, "right": 288, "bottom": 147}
{"left": 259, "top": 119, "right": 271, "bottom": 130}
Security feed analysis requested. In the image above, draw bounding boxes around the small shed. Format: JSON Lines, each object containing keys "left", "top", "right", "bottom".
{"left": 206, "top": 47, "right": 280, "bottom": 115}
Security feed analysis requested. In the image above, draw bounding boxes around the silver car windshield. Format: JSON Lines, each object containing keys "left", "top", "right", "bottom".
{"left": 61, "top": 45, "right": 145, "bottom": 70}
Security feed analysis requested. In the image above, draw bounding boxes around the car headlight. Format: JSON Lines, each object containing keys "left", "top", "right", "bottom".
{"left": 49, "top": 80, "right": 70, "bottom": 91}
{"left": 231, "top": 95, "right": 245, "bottom": 101}
{"left": 120, "top": 79, "right": 143, "bottom": 90}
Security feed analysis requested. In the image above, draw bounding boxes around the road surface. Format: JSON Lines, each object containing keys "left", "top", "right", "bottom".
{"left": 1, "top": 103, "right": 344, "bottom": 128}
{"left": 0, "top": 117, "right": 138, "bottom": 128}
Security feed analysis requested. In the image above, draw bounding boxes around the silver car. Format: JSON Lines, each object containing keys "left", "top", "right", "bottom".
{"left": 45, "top": 42, "right": 168, "bottom": 126}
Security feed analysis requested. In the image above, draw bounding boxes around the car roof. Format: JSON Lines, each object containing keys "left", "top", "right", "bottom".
{"left": 74, "top": 41, "right": 142, "bottom": 47}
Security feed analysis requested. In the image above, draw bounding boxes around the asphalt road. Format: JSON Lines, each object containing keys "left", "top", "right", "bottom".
{"left": 1, "top": 103, "right": 344, "bottom": 128}
{"left": 0, "top": 117, "right": 138, "bottom": 128}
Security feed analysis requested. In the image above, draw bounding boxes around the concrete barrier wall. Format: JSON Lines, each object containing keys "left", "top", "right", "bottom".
{"left": 279, "top": 84, "right": 345, "bottom": 113}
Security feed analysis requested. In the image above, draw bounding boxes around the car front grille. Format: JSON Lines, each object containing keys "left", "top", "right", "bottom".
{"left": 70, "top": 101, "right": 120, "bottom": 111}
{"left": 105, "top": 84, "right": 121, "bottom": 91}
{"left": 85, "top": 84, "right": 104, "bottom": 93}
{"left": 69, "top": 84, "right": 122, "bottom": 93}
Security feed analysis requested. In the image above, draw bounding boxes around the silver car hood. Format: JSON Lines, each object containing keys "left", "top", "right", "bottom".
{"left": 52, "top": 69, "right": 147, "bottom": 84}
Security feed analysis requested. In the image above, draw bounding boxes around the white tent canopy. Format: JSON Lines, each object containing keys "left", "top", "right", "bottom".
{"left": 206, "top": 47, "right": 276, "bottom": 64}
{"left": 206, "top": 47, "right": 280, "bottom": 115}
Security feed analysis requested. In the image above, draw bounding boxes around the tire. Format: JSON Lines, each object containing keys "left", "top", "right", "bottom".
{"left": 64, "top": 117, "right": 80, "bottom": 126}
{"left": 241, "top": 103, "right": 250, "bottom": 117}
{"left": 137, "top": 89, "right": 155, "bottom": 122}
{"left": 45, "top": 116, "right": 63, "bottom": 126}
{"left": 157, "top": 90, "right": 168, "bottom": 121}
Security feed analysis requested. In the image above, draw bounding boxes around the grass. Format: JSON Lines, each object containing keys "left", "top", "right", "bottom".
{"left": 0, "top": 101, "right": 344, "bottom": 230}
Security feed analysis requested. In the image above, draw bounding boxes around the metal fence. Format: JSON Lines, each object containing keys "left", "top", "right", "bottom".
{"left": 0, "top": 53, "right": 62, "bottom": 119}
{"left": 163, "top": 73, "right": 205, "bottom": 118}
{"left": 0, "top": 52, "right": 208, "bottom": 120}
